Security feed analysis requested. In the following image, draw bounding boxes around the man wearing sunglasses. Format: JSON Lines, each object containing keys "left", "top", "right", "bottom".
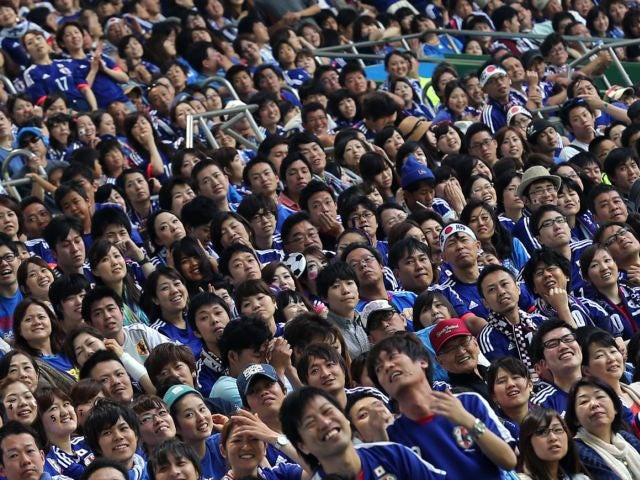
{"left": 529, "top": 318, "right": 582, "bottom": 416}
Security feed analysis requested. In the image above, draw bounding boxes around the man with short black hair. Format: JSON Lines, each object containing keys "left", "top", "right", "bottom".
{"left": 191, "top": 159, "right": 233, "bottom": 212}
{"left": 388, "top": 237, "right": 433, "bottom": 294}
{"left": 83, "top": 399, "right": 146, "bottom": 478}
{"left": 212, "top": 315, "right": 273, "bottom": 407}
{"left": 280, "top": 211, "right": 323, "bottom": 255}
{"left": 0, "top": 421, "right": 69, "bottom": 480}
{"left": 588, "top": 184, "right": 636, "bottom": 227}
{"left": 218, "top": 244, "right": 262, "bottom": 288}
{"left": 529, "top": 319, "right": 581, "bottom": 415}
{"left": 340, "top": 195, "right": 388, "bottom": 260}
{"left": 82, "top": 286, "right": 169, "bottom": 365}
{"left": 342, "top": 243, "right": 417, "bottom": 329}
{"left": 366, "top": 333, "right": 517, "bottom": 477}
{"left": 531, "top": 205, "right": 591, "bottom": 295}
{"left": 280, "top": 386, "right": 446, "bottom": 479}
{"left": 603, "top": 148, "right": 640, "bottom": 205}
{"left": 477, "top": 265, "right": 545, "bottom": 373}
{"left": 289, "top": 132, "right": 347, "bottom": 193}
{"left": 316, "top": 261, "right": 368, "bottom": 359}
{"left": 299, "top": 180, "right": 343, "bottom": 251}
{"left": 560, "top": 98, "right": 597, "bottom": 152}
{"left": 301, "top": 102, "right": 334, "bottom": 146}
{"left": 359, "top": 91, "right": 399, "bottom": 140}
{"left": 80, "top": 350, "right": 135, "bottom": 403}
{"left": 465, "top": 123, "right": 499, "bottom": 166}
{"left": 81, "top": 458, "right": 129, "bottom": 480}
{"left": 43, "top": 216, "right": 91, "bottom": 278}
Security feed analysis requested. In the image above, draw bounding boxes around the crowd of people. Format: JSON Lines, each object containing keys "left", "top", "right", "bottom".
{"left": 1, "top": 0, "right": 640, "bottom": 479}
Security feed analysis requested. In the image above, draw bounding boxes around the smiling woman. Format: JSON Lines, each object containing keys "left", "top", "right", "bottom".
{"left": 36, "top": 387, "right": 93, "bottom": 479}
{"left": 0, "top": 378, "right": 39, "bottom": 428}
{"left": 12, "top": 298, "right": 78, "bottom": 387}
{"left": 142, "top": 267, "right": 203, "bottom": 358}
{"left": 566, "top": 377, "right": 640, "bottom": 480}
{"left": 17, "top": 257, "right": 55, "bottom": 304}
{"left": 88, "top": 239, "right": 149, "bottom": 326}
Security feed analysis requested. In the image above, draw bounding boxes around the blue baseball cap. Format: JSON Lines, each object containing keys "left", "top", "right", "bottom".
{"left": 400, "top": 155, "right": 435, "bottom": 189}
{"left": 236, "top": 363, "right": 279, "bottom": 406}
{"left": 15, "top": 127, "right": 48, "bottom": 149}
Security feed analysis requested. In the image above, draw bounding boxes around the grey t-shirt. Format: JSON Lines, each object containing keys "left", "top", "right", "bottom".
{"left": 254, "top": 0, "right": 316, "bottom": 26}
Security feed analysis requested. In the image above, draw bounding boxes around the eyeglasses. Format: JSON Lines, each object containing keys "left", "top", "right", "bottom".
{"left": 251, "top": 210, "right": 274, "bottom": 222}
{"left": 529, "top": 185, "right": 557, "bottom": 197}
{"left": 549, "top": 45, "right": 567, "bottom": 56}
{"left": 139, "top": 409, "right": 170, "bottom": 425}
{"left": 350, "top": 211, "right": 375, "bottom": 224}
{"left": 542, "top": 333, "right": 576, "bottom": 350}
{"left": 20, "top": 137, "right": 41, "bottom": 147}
{"left": 439, "top": 335, "right": 473, "bottom": 355}
{"left": 0, "top": 253, "right": 16, "bottom": 264}
{"left": 470, "top": 138, "right": 494, "bottom": 150}
{"left": 534, "top": 425, "right": 566, "bottom": 438}
{"left": 348, "top": 254, "right": 377, "bottom": 270}
{"left": 603, "top": 226, "right": 630, "bottom": 248}
{"left": 538, "top": 216, "right": 567, "bottom": 231}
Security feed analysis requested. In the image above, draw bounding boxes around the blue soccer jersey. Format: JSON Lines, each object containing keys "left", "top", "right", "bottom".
{"left": 311, "top": 442, "right": 446, "bottom": 479}
{"left": 149, "top": 319, "right": 204, "bottom": 358}
{"left": 68, "top": 55, "right": 129, "bottom": 108}
{"left": 23, "top": 59, "right": 88, "bottom": 105}
{"left": 387, "top": 392, "right": 514, "bottom": 479}
{"left": 531, "top": 382, "right": 569, "bottom": 416}
{"left": 44, "top": 436, "right": 93, "bottom": 479}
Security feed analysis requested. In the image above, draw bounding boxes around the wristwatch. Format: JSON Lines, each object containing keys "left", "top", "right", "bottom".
{"left": 275, "top": 435, "right": 290, "bottom": 448}
{"left": 469, "top": 418, "right": 487, "bottom": 440}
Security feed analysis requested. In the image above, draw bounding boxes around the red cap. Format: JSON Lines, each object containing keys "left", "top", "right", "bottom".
{"left": 429, "top": 318, "right": 472, "bottom": 353}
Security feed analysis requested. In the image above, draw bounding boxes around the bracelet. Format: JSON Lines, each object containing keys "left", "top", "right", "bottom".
{"left": 138, "top": 256, "right": 151, "bottom": 266}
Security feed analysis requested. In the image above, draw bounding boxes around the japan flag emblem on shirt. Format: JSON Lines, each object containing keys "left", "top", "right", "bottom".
{"left": 452, "top": 425, "right": 474, "bottom": 449}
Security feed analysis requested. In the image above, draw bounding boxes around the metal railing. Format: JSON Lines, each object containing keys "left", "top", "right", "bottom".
{"left": 184, "top": 75, "right": 265, "bottom": 151}
{"left": 313, "top": 28, "right": 640, "bottom": 89}
{"left": 1, "top": 149, "right": 42, "bottom": 200}
{"left": 0, "top": 75, "right": 16, "bottom": 95}
{"left": 184, "top": 103, "right": 264, "bottom": 150}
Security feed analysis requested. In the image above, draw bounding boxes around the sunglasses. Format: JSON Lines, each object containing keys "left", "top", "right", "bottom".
{"left": 20, "top": 136, "right": 41, "bottom": 147}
